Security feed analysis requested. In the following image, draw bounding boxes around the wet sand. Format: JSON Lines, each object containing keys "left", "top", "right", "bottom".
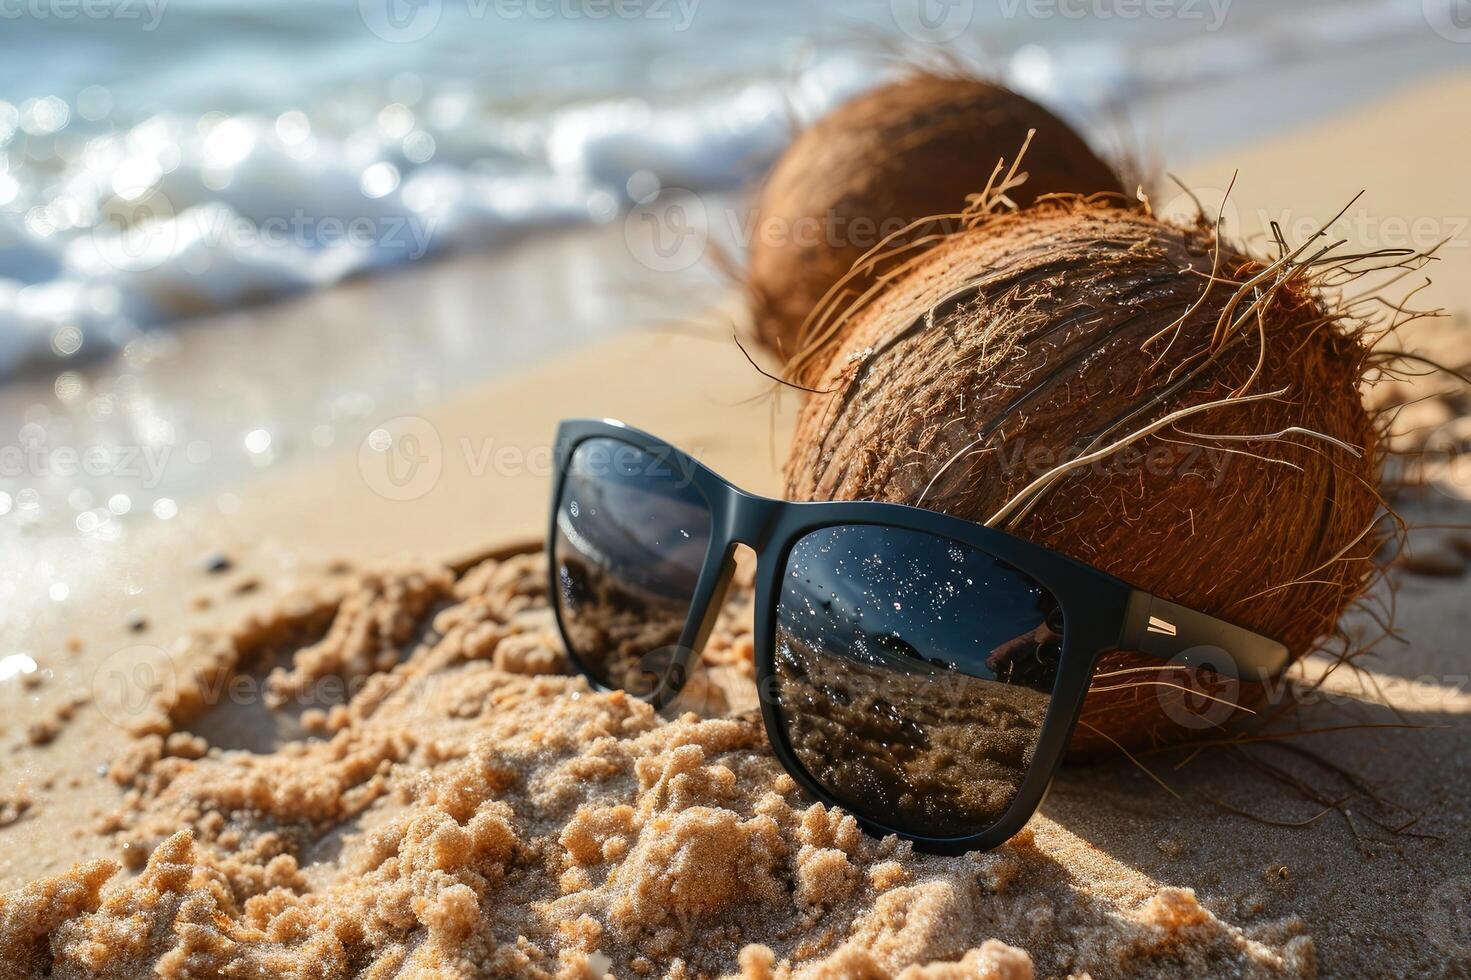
{"left": 2, "top": 70, "right": 1471, "bottom": 977}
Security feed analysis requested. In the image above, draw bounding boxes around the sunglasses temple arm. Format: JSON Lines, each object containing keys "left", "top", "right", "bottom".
{"left": 1118, "top": 590, "right": 1291, "bottom": 683}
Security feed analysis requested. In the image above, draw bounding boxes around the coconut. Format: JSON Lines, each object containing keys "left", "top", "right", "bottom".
{"left": 783, "top": 201, "right": 1383, "bottom": 752}
{"left": 747, "top": 72, "right": 1123, "bottom": 371}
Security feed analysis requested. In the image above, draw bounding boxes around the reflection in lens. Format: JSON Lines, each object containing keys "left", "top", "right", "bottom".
{"left": 774, "top": 525, "right": 1062, "bottom": 839}
{"left": 554, "top": 437, "right": 712, "bottom": 696}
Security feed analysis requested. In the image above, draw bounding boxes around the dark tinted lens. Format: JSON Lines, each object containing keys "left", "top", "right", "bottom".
{"left": 773, "top": 525, "right": 1063, "bottom": 839}
{"left": 554, "top": 437, "right": 712, "bottom": 695}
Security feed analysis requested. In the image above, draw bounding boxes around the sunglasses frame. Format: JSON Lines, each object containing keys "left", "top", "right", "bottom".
{"left": 548, "top": 418, "right": 1288, "bottom": 853}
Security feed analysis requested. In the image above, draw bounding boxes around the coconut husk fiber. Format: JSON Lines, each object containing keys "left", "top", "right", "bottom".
{"left": 747, "top": 72, "right": 1123, "bottom": 373}
{"left": 783, "top": 200, "right": 1384, "bottom": 753}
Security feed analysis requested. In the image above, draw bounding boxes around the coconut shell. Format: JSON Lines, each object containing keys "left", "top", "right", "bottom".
{"left": 748, "top": 73, "right": 1123, "bottom": 370}
{"left": 783, "top": 203, "right": 1381, "bottom": 753}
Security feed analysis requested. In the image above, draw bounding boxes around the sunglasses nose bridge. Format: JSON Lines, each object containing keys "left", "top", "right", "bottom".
{"left": 720, "top": 490, "right": 780, "bottom": 553}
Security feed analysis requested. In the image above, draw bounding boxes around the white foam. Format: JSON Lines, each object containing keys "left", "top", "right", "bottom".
{"left": 0, "top": 54, "right": 894, "bottom": 378}
{"left": 0, "top": 4, "right": 1437, "bottom": 379}
{"left": 0, "top": 276, "right": 136, "bottom": 377}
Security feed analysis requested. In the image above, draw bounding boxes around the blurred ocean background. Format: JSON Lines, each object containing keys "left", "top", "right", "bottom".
{"left": 1, "top": 0, "right": 1462, "bottom": 376}
{"left": 0, "top": 0, "right": 1466, "bottom": 595}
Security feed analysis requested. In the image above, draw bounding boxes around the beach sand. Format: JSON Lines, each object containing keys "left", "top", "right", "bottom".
{"left": 2, "top": 70, "right": 1471, "bottom": 977}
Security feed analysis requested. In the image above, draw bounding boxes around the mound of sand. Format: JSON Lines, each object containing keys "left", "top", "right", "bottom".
{"left": 0, "top": 551, "right": 1317, "bottom": 978}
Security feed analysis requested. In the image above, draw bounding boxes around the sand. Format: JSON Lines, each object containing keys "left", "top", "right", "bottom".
{"left": 0, "top": 551, "right": 1318, "bottom": 978}
{"left": 2, "top": 70, "right": 1471, "bottom": 978}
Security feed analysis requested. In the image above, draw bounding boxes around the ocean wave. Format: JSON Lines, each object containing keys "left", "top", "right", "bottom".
{"left": 0, "top": 0, "right": 1435, "bottom": 379}
{"left": 0, "top": 53, "right": 879, "bottom": 378}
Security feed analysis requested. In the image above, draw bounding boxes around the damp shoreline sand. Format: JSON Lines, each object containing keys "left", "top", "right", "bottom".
{"left": 2, "top": 71, "right": 1471, "bottom": 977}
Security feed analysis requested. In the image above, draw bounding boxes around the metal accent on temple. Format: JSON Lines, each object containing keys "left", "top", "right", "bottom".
{"left": 1146, "top": 616, "right": 1178, "bottom": 636}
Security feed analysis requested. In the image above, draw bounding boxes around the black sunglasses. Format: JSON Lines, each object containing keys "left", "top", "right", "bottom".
{"left": 547, "top": 418, "right": 1289, "bottom": 853}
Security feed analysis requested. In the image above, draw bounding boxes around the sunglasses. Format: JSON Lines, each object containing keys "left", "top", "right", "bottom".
{"left": 547, "top": 418, "right": 1289, "bottom": 852}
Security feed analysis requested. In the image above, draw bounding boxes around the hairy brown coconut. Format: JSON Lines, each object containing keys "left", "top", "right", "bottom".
{"left": 748, "top": 72, "right": 1124, "bottom": 371}
{"left": 783, "top": 201, "right": 1383, "bottom": 753}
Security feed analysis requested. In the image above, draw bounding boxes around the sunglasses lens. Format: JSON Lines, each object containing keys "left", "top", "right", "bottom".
{"left": 553, "top": 437, "right": 712, "bottom": 696}
{"left": 773, "top": 525, "right": 1064, "bottom": 839}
